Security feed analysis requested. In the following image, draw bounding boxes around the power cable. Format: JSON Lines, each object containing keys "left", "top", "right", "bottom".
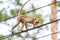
{"left": 36, "top": 31, "right": 60, "bottom": 39}
{"left": 0, "top": 18, "right": 60, "bottom": 39}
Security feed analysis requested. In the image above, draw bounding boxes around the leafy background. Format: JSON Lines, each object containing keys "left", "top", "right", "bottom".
{"left": 0, "top": 0, "right": 60, "bottom": 40}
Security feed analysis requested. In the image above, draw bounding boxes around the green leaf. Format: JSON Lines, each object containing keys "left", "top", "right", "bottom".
{"left": 10, "top": 9, "right": 19, "bottom": 16}
{"left": 22, "top": 37, "right": 25, "bottom": 40}
{"left": 32, "top": 37, "right": 36, "bottom": 40}
{"left": 7, "top": 37, "right": 12, "bottom": 40}
{"left": 15, "top": 0, "right": 22, "bottom": 6}
{"left": 31, "top": 4, "right": 36, "bottom": 14}
{"left": 0, "top": 35, "right": 5, "bottom": 40}
{"left": 25, "top": 33, "right": 30, "bottom": 38}
{"left": 0, "top": 13, "right": 3, "bottom": 19}
{"left": 3, "top": 14, "right": 10, "bottom": 20}
{"left": 57, "top": 2, "right": 60, "bottom": 7}
{"left": 17, "top": 34, "right": 22, "bottom": 37}
{"left": 10, "top": 9, "right": 16, "bottom": 15}
{"left": 32, "top": 14, "right": 44, "bottom": 24}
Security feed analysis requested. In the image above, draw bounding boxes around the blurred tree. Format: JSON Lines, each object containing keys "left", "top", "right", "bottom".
{"left": 0, "top": 35, "right": 5, "bottom": 40}
{"left": 57, "top": 2, "right": 60, "bottom": 7}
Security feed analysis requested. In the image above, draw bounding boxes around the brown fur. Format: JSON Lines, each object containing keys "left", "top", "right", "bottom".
{"left": 12, "top": 15, "right": 39, "bottom": 32}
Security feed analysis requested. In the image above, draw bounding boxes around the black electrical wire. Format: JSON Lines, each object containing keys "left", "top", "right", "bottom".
{"left": 0, "top": 18, "right": 60, "bottom": 39}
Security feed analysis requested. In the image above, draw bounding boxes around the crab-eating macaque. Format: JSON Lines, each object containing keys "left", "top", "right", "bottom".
{"left": 12, "top": 15, "right": 39, "bottom": 32}
{"left": 12, "top": 0, "right": 39, "bottom": 33}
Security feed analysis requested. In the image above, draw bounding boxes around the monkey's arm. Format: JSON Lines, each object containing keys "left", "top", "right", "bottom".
{"left": 25, "top": 23, "right": 28, "bottom": 30}
{"left": 20, "top": 23, "right": 24, "bottom": 31}
{"left": 12, "top": 22, "right": 20, "bottom": 31}
{"left": 12, "top": 21, "right": 20, "bottom": 34}
{"left": 12, "top": 17, "right": 20, "bottom": 31}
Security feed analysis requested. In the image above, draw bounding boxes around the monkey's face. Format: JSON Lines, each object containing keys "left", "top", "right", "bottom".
{"left": 34, "top": 19, "right": 39, "bottom": 25}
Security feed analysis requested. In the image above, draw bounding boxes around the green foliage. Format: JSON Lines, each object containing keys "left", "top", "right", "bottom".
{"left": 25, "top": 33, "right": 30, "bottom": 38}
{"left": 10, "top": 9, "right": 19, "bottom": 16}
{"left": 0, "top": 35, "right": 5, "bottom": 40}
{"left": 22, "top": 37, "right": 25, "bottom": 40}
{"left": 31, "top": 4, "right": 44, "bottom": 24}
{"left": 21, "top": 10, "right": 26, "bottom": 15}
{"left": 0, "top": 8, "right": 10, "bottom": 21}
{"left": 0, "top": 13, "right": 3, "bottom": 19}
{"left": 0, "top": 0, "right": 45, "bottom": 40}
{"left": 0, "top": 13, "right": 10, "bottom": 22}
{"left": 36, "top": 14, "right": 44, "bottom": 24}
{"left": 10, "top": 9, "right": 26, "bottom": 16}
{"left": 31, "top": 4, "right": 44, "bottom": 35}
{"left": 0, "top": 9, "right": 5, "bottom": 19}
{"left": 3, "top": 14, "right": 10, "bottom": 20}
{"left": 17, "top": 34, "right": 22, "bottom": 37}
{"left": 7, "top": 37, "right": 12, "bottom": 40}
{"left": 32, "top": 37, "right": 36, "bottom": 40}
{"left": 32, "top": 13, "right": 44, "bottom": 24}
{"left": 15, "top": 0, "right": 22, "bottom": 6}
{"left": 57, "top": 2, "right": 60, "bottom": 7}
{"left": 31, "top": 4, "right": 36, "bottom": 14}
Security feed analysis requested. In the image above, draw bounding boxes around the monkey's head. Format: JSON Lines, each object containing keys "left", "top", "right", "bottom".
{"left": 34, "top": 18, "right": 39, "bottom": 25}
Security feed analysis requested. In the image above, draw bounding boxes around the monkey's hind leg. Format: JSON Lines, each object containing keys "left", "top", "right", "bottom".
{"left": 33, "top": 24, "right": 35, "bottom": 28}
{"left": 25, "top": 23, "right": 28, "bottom": 30}
{"left": 20, "top": 23, "right": 24, "bottom": 32}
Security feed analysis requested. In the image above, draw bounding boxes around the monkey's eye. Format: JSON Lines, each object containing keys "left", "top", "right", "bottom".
{"left": 36, "top": 22, "right": 39, "bottom": 23}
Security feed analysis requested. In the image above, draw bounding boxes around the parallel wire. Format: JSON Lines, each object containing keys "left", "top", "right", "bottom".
{"left": 0, "top": 1, "right": 60, "bottom": 22}
{"left": 0, "top": 18, "right": 60, "bottom": 39}
{"left": 36, "top": 31, "right": 60, "bottom": 39}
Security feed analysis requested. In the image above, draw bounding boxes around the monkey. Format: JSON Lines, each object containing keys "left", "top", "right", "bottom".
{"left": 11, "top": 0, "right": 39, "bottom": 33}
{"left": 12, "top": 15, "right": 39, "bottom": 32}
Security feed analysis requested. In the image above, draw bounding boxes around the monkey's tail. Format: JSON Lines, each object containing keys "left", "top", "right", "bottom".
{"left": 18, "top": 0, "right": 30, "bottom": 15}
